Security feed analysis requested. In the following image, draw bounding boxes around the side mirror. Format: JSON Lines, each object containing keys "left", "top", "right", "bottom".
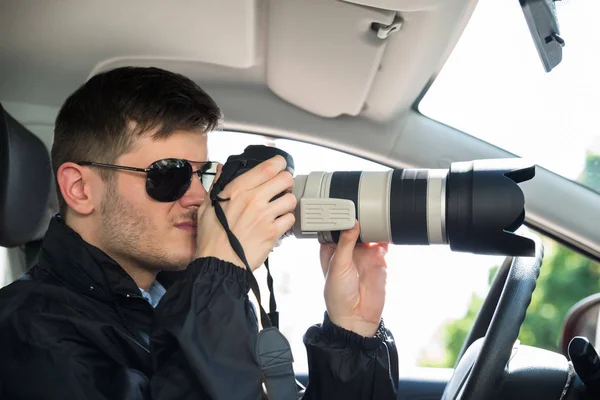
{"left": 560, "top": 294, "right": 600, "bottom": 357}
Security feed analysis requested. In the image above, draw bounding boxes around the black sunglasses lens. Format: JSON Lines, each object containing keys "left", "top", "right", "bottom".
{"left": 146, "top": 159, "right": 192, "bottom": 202}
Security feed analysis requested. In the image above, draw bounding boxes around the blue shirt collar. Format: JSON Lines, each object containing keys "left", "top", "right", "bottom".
{"left": 138, "top": 280, "right": 166, "bottom": 308}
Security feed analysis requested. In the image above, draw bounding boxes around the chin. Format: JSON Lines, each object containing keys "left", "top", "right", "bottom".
{"left": 157, "top": 246, "right": 196, "bottom": 271}
{"left": 167, "top": 233, "right": 197, "bottom": 264}
{"left": 160, "top": 264, "right": 189, "bottom": 272}
{"left": 175, "top": 249, "right": 197, "bottom": 267}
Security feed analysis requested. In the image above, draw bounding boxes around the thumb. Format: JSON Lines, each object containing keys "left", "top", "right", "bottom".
{"left": 206, "top": 163, "right": 224, "bottom": 196}
{"left": 328, "top": 220, "right": 360, "bottom": 275}
{"left": 319, "top": 243, "right": 336, "bottom": 276}
{"left": 200, "top": 163, "right": 223, "bottom": 213}
{"left": 211, "top": 163, "right": 224, "bottom": 189}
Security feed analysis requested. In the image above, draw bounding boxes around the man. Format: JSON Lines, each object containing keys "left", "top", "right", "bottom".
{"left": 0, "top": 67, "right": 398, "bottom": 399}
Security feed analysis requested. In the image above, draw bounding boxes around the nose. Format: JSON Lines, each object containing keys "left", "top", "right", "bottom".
{"left": 178, "top": 173, "right": 207, "bottom": 208}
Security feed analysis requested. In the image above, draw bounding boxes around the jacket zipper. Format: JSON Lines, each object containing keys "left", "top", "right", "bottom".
{"left": 114, "top": 293, "right": 154, "bottom": 354}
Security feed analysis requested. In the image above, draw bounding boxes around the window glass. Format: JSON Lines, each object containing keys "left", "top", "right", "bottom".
{"left": 434, "top": 236, "right": 600, "bottom": 368}
{"left": 417, "top": 0, "right": 600, "bottom": 366}
{"left": 208, "top": 131, "right": 503, "bottom": 372}
{"left": 419, "top": 0, "right": 600, "bottom": 194}
{"left": 0, "top": 247, "right": 6, "bottom": 288}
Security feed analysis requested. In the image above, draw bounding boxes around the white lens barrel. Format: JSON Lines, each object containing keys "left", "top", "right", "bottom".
{"left": 293, "top": 169, "right": 449, "bottom": 244}
{"left": 357, "top": 171, "right": 393, "bottom": 243}
{"left": 426, "top": 170, "right": 448, "bottom": 245}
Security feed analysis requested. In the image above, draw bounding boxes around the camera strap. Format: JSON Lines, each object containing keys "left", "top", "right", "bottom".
{"left": 209, "top": 185, "right": 297, "bottom": 400}
{"left": 264, "top": 257, "right": 278, "bottom": 328}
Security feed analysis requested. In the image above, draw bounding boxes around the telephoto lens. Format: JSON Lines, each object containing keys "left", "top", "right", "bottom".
{"left": 220, "top": 145, "right": 536, "bottom": 256}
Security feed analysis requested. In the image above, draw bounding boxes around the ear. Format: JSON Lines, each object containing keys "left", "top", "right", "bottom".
{"left": 56, "top": 162, "right": 96, "bottom": 216}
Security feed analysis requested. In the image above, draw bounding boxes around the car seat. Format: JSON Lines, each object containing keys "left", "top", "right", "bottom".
{"left": 0, "top": 102, "right": 57, "bottom": 283}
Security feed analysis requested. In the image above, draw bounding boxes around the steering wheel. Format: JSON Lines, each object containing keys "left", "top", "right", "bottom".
{"left": 441, "top": 233, "right": 544, "bottom": 400}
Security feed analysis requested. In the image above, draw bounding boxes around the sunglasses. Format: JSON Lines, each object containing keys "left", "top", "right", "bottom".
{"left": 77, "top": 159, "right": 218, "bottom": 202}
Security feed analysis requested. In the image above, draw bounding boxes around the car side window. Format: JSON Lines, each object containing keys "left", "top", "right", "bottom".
{"left": 0, "top": 247, "right": 6, "bottom": 287}
{"left": 207, "top": 131, "right": 503, "bottom": 372}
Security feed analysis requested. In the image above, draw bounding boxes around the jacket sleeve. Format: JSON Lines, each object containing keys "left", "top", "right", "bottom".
{"left": 301, "top": 313, "right": 399, "bottom": 399}
{"left": 150, "top": 257, "right": 264, "bottom": 400}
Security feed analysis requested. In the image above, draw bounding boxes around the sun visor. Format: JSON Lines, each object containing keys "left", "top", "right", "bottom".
{"left": 266, "top": 0, "right": 397, "bottom": 118}
{"left": 341, "top": 0, "right": 446, "bottom": 11}
{"left": 0, "top": 104, "right": 56, "bottom": 247}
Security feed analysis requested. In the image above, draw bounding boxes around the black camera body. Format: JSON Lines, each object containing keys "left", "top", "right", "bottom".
{"left": 212, "top": 145, "right": 295, "bottom": 199}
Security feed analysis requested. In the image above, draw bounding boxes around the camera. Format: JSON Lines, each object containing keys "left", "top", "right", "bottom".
{"left": 215, "top": 145, "right": 536, "bottom": 256}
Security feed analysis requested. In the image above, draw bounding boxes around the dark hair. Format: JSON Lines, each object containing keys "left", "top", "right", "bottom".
{"left": 52, "top": 66, "right": 222, "bottom": 216}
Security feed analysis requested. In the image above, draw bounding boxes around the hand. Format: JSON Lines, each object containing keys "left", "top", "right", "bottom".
{"left": 195, "top": 155, "right": 297, "bottom": 271}
{"left": 320, "top": 221, "right": 388, "bottom": 337}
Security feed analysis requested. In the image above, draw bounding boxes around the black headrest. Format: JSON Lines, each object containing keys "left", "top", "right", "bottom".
{"left": 0, "top": 103, "right": 57, "bottom": 247}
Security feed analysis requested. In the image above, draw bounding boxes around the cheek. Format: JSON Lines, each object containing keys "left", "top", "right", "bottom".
{"left": 119, "top": 173, "right": 147, "bottom": 200}
{"left": 117, "top": 175, "right": 173, "bottom": 226}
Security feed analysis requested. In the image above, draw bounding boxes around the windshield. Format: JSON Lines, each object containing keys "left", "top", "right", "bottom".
{"left": 420, "top": 0, "right": 600, "bottom": 193}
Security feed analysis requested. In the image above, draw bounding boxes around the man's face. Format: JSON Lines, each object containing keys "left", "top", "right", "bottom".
{"left": 97, "top": 130, "right": 209, "bottom": 272}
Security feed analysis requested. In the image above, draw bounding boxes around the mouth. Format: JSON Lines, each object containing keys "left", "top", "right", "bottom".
{"left": 175, "top": 221, "right": 198, "bottom": 233}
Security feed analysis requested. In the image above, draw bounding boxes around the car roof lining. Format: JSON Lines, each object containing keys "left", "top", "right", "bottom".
{"left": 0, "top": 0, "right": 476, "bottom": 121}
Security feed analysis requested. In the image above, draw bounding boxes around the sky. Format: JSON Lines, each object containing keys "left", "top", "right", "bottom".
{"left": 1, "top": 0, "right": 598, "bottom": 375}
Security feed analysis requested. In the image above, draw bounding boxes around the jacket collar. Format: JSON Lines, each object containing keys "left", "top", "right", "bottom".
{"left": 38, "top": 215, "right": 184, "bottom": 302}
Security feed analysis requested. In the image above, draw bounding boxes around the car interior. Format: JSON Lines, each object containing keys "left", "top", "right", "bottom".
{"left": 1, "top": 0, "right": 600, "bottom": 399}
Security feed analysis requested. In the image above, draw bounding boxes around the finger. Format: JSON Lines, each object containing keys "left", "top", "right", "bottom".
{"left": 225, "top": 155, "right": 288, "bottom": 195}
{"left": 201, "top": 164, "right": 223, "bottom": 211}
{"left": 353, "top": 243, "right": 388, "bottom": 276}
{"left": 319, "top": 243, "right": 336, "bottom": 277}
{"left": 358, "top": 262, "right": 388, "bottom": 308}
{"left": 254, "top": 170, "right": 294, "bottom": 202}
{"left": 267, "top": 193, "right": 297, "bottom": 219}
{"left": 328, "top": 220, "right": 360, "bottom": 275}
{"left": 272, "top": 212, "right": 295, "bottom": 239}
{"left": 362, "top": 242, "right": 388, "bottom": 255}
{"left": 214, "top": 163, "right": 223, "bottom": 183}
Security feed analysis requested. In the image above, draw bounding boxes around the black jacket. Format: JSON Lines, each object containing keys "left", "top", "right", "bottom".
{"left": 0, "top": 217, "right": 398, "bottom": 399}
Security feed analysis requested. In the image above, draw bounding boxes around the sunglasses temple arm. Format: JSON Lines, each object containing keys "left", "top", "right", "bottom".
{"left": 81, "top": 162, "right": 149, "bottom": 173}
